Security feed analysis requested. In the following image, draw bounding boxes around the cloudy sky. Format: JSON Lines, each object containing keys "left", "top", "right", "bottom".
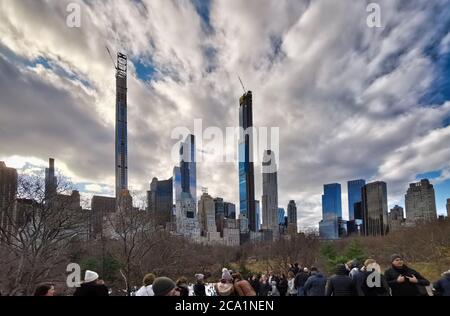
{"left": 1, "top": 0, "right": 449, "bottom": 230}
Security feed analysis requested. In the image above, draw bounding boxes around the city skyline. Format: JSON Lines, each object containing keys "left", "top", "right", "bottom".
{"left": 1, "top": 1, "right": 450, "bottom": 230}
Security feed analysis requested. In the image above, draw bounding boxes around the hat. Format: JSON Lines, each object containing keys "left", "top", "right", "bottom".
{"left": 390, "top": 254, "right": 403, "bottom": 263}
{"left": 153, "top": 277, "right": 176, "bottom": 296}
{"left": 221, "top": 268, "right": 232, "bottom": 281}
{"left": 441, "top": 270, "right": 450, "bottom": 277}
{"left": 195, "top": 274, "right": 204, "bottom": 281}
{"left": 84, "top": 270, "right": 99, "bottom": 283}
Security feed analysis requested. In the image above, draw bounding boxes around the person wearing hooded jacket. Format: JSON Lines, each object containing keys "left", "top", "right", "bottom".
{"left": 304, "top": 267, "right": 327, "bottom": 296}
{"left": 193, "top": 274, "right": 206, "bottom": 296}
{"left": 73, "top": 270, "right": 109, "bottom": 297}
{"left": 325, "top": 264, "right": 357, "bottom": 296}
{"left": 384, "top": 254, "right": 430, "bottom": 296}
{"left": 433, "top": 270, "right": 450, "bottom": 296}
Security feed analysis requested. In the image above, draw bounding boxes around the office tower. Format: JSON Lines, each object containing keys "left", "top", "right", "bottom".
{"left": 115, "top": 52, "right": 128, "bottom": 200}
{"left": 361, "top": 181, "right": 389, "bottom": 236}
{"left": 238, "top": 91, "right": 256, "bottom": 231}
{"left": 447, "top": 199, "right": 450, "bottom": 217}
{"left": 255, "top": 200, "right": 260, "bottom": 231}
{"left": 147, "top": 177, "right": 173, "bottom": 227}
{"left": 0, "top": 162, "right": 18, "bottom": 230}
{"left": 319, "top": 183, "right": 342, "bottom": 240}
{"left": 91, "top": 196, "right": 116, "bottom": 238}
{"left": 176, "top": 192, "right": 201, "bottom": 241}
{"left": 214, "top": 197, "right": 225, "bottom": 235}
{"left": 224, "top": 202, "right": 236, "bottom": 219}
{"left": 173, "top": 167, "right": 182, "bottom": 206}
{"left": 45, "top": 158, "right": 57, "bottom": 200}
{"left": 180, "top": 135, "right": 197, "bottom": 205}
{"left": 405, "top": 179, "right": 437, "bottom": 224}
{"left": 347, "top": 179, "right": 366, "bottom": 221}
{"left": 287, "top": 200, "right": 298, "bottom": 235}
{"left": 287, "top": 200, "right": 297, "bottom": 225}
{"left": 262, "top": 150, "right": 278, "bottom": 236}
{"left": 198, "top": 192, "right": 218, "bottom": 236}
{"left": 388, "top": 205, "right": 405, "bottom": 232}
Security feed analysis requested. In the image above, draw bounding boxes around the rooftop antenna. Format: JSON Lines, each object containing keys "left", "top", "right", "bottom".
{"left": 238, "top": 76, "right": 246, "bottom": 94}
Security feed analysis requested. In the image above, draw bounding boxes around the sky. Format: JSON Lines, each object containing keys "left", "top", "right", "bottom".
{"left": 0, "top": 0, "right": 449, "bottom": 230}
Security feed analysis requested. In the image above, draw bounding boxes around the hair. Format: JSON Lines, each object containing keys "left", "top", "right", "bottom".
{"left": 346, "top": 260, "right": 354, "bottom": 268}
{"left": 232, "top": 273, "right": 242, "bottom": 281}
{"left": 288, "top": 271, "right": 295, "bottom": 278}
{"left": 143, "top": 273, "right": 156, "bottom": 286}
{"left": 310, "top": 266, "right": 318, "bottom": 272}
{"left": 34, "top": 283, "right": 54, "bottom": 296}
{"left": 176, "top": 277, "right": 188, "bottom": 286}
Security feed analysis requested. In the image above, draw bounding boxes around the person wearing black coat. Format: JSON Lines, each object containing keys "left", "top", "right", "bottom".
{"left": 294, "top": 269, "right": 310, "bottom": 296}
{"left": 325, "top": 264, "right": 357, "bottom": 296}
{"left": 193, "top": 274, "right": 206, "bottom": 296}
{"left": 360, "top": 259, "right": 390, "bottom": 296}
{"left": 433, "top": 270, "right": 450, "bottom": 296}
{"left": 258, "top": 275, "right": 272, "bottom": 296}
{"left": 276, "top": 274, "right": 288, "bottom": 296}
{"left": 250, "top": 275, "right": 260, "bottom": 295}
{"left": 384, "top": 254, "right": 430, "bottom": 296}
{"left": 303, "top": 267, "right": 327, "bottom": 296}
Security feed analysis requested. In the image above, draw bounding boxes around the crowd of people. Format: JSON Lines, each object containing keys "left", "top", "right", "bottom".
{"left": 32, "top": 254, "right": 450, "bottom": 297}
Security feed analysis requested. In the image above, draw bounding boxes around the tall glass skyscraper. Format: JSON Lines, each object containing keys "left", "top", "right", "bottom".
{"left": 361, "top": 181, "right": 389, "bottom": 236}
{"left": 238, "top": 91, "right": 256, "bottom": 231}
{"left": 319, "top": 183, "right": 342, "bottom": 240}
{"left": 347, "top": 179, "right": 366, "bottom": 220}
{"left": 180, "top": 134, "right": 197, "bottom": 205}
{"left": 172, "top": 167, "right": 182, "bottom": 215}
{"left": 115, "top": 53, "right": 128, "bottom": 199}
{"left": 262, "top": 150, "right": 278, "bottom": 234}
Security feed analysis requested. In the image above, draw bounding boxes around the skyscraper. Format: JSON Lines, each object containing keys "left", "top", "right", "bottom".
{"left": 45, "top": 158, "right": 57, "bottom": 200}
{"left": 405, "top": 179, "right": 437, "bottom": 224}
{"left": 198, "top": 192, "right": 217, "bottom": 237}
{"left": 287, "top": 200, "right": 298, "bottom": 235}
{"left": 388, "top": 205, "right": 405, "bottom": 232}
{"left": 115, "top": 52, "right": 128, "bottom": 199}
{"left": 347, "top": 179, "right": 366, "bottom": 221}
{"left": 255, "top": 200, "right": 260, "bottom": 231}
{"left": 361, "top": 181, "right": 389, "bottom": 236}
{"left": 238, "top": 91, "right": 256, "bottom": 232}
{"left": 224, "top": 202, "right": 236, "bottom": 219}
{"left": 147, "top": 177, "right": 173, "bottom": 227}
{"left": 173, "top": 167, "right": 182, "bottom": 208}
{"left": 0, "top": 162, "right": 18, "bottom": 230}
{"left": 262, "top": 150, "right": 278, "bottom": 235}
{"left": 180, "top": 134, "right": 197, "bottom": 205}
{"left": 319, "top": 183, "right": 342, "bottom": 240}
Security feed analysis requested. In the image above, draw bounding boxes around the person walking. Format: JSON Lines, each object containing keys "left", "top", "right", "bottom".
{"left": 294, "top": 267, "right": 309, "bottom": 296}
{"left": 135, "top": 273, "right": 155, "bottom": 296}
{"left": 258, "top": 274, "right": 272, "bottom": 296}
{"left": 303, "top": 267, "right": 327, "bottom": 296}
{"left": 73, "top": 270, "right": 109, "bottom": 297}
{"left": 385, "top": 254, "right": 430, "bottom": 296}
{"left": 360, "top": 259, "right": 390, "bottom": 296}
{"left": 193, "top": 274, "right": 206, "bottom": 296}
{"left": 433, "top": 270, "right": 450, "bottom": 296}
{"left": 325, "top": 264, "right": 357, "bottom": 296}
{"left": 287, "top": 271, "right": 297, "bottom": 296}
{"left": 276, "top": 273, "right": 288, "bottom": 297}
{"left": 175, "top": 277, "right": 190, "bottom": 296}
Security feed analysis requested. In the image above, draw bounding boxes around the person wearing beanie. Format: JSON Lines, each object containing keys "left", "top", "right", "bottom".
{"left": 433, "top": 270, "right": 450, "bottom": 296}
{"left": 153, "top": 277, "right": 179, "bottom": 296}
{"left": 73, "top": 270, "right": 109, "bottom": 297}
{"left": 384, "top": 254, "right": 430, "bottom": 296}
{"left": 194, "top": 274, "right": 206, "bottom": 296}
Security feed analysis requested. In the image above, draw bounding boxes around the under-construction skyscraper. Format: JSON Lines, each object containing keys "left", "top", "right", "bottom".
{"left": 115, "top": 53, "right": 128, "bottom": 199}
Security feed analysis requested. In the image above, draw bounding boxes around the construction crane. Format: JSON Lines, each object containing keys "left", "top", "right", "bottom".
{"left": 238, "top": 76, "right": 247, "bottom": 94}
{"left": 106, "top": 46, "right": 117, "bottom": 69}
{"left": 106, "top": 46, "right": 127, "bottom": 79}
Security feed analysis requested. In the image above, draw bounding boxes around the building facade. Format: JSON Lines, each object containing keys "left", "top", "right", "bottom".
{"left": 389, "top": 205, "right": 405, "bottom": 232}
{"left": 147, "top": 177, "right": 173, "bottom": 227}
{"left": 180, "top": 135, "right": 197, "bottom": 205}
{"left": 319, "top": 183, "right": 342, "bottom": 240}
{"left": 261, "top": 150, "right": 278, "bottom": 237}
{"left": 287, "top": 200, "right": 298, "bottom": 235}
{"left": 238, "top": 91, "right": 256, "bottom": 231}
{"left": 405, "top": 179, "right": 437, "bottom": 225}
{"left": 347, "top": 179, "right": 366, "bottom": 221}
{"left": 0, "top": 162, "right": 18, "bottom": 231}
{"left": 361, "top": 181, "right": 389, "bottom": 236}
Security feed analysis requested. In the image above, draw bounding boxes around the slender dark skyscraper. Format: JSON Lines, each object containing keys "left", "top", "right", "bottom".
{"left": 115, "top": 53, "right": 128, "bottom": 199}
{"left": 45, "top": 158, "right": 57, "bottom": 200}
{"left": 238, "top": 91, "right": 256, "bottom": 232}
{"left": 180, "top": 134, "right": 197, "bottom": 205}
{"left": 347, "top": 179, "right": 366, "bottom": 220}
